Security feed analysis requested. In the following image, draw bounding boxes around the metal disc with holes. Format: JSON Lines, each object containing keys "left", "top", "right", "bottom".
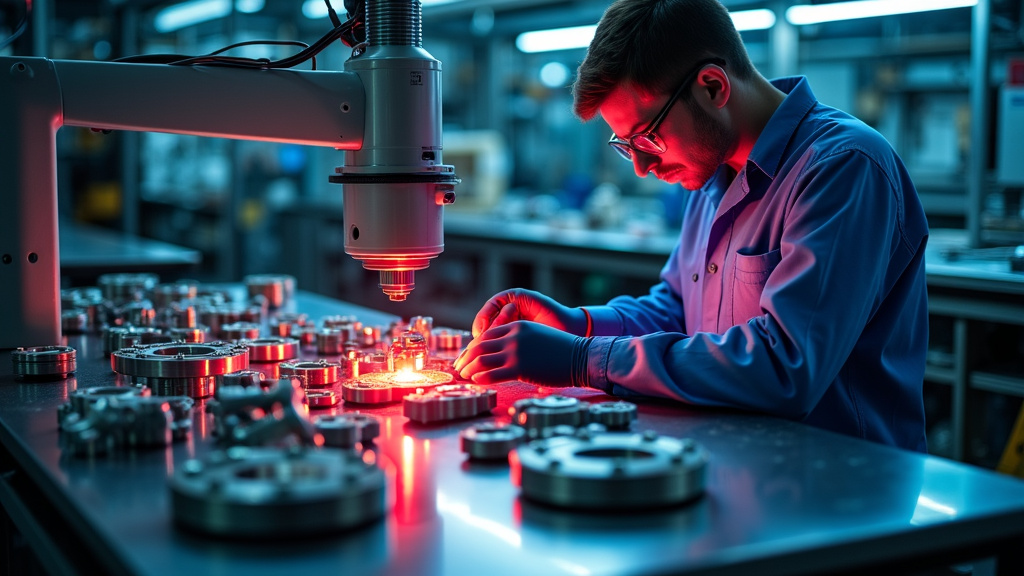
{"left": 588, "top": 401, "right": 638, "bottom": 430}
{"left": 12, "top": 345, "right": 77, "bottom": 380}
{"left": 111, "top": 342, "right": 249, "bottom": 379}
{"left": 170, "top": 446, "right": 387, "bottom": 537}
{"left": 509, "top": 395, "right": 590, "bottom": 431}
{"left": 514, "top": 431, "right": 709, "bottom": 510}
{"left": 403, "top": 384, "right": 497, "bottom": 424}
{"left": 461, "top": 423, "right": 527, "bottom": 460}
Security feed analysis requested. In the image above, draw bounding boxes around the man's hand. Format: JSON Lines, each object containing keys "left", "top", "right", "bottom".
{"left": 454, "top": 315, "right": 577, "bottom": 386}
{"left": 471, "top": 289, "right": 586, "bottom": 338}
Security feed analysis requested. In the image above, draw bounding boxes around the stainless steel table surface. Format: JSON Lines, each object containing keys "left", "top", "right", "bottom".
{"left": 2, "top": 291, "right": 1024, "bottom": 576}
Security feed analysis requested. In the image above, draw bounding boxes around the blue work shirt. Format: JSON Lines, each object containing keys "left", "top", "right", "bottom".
{"left": 585, "top": 77, "right": 929, "bottom": 452}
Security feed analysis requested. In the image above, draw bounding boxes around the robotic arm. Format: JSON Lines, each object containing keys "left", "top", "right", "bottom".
{"left": 0, "top": 0, "right": 457, "bottom": 348}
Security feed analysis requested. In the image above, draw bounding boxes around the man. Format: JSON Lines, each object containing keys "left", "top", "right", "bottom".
{"left": 453, "top": 0, "right": 929, "bottom": 452}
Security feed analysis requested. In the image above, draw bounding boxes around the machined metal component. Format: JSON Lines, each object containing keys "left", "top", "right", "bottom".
{"left": 460, "top": 422, "right": 527, "bottom": 461}
{"left": 151, "top": 281, "right": 199, "bottom": 308}
{"left": 514, "top": 432, "right": 709, "bottom": 510}
{"left": 111, "top": 341, "right": 249, "bottom": 398}
{"left": 220, "top": 322, "right": 261, "bottom": 342}
{"left": 58, "top": 392, "right": 193, "bottom": 457}
{"left": 403, "top": 384, "right": 497, "bottom": 424}
{"left": 509, "top": 395, "right": 591, "bottom": 431}
{"left": 313, "top": 414, "right": 358, "bottom": 447}
{"left": 62, "top": 309, "right": 89, "bottom": 335}
{"left": 98, "top": 272, "right": 158, "bottom": 304}
{"left": 104, "top": 326, "right": 170, "bottom": 355}
{"left": 316, "top": 328, "right": 345, "bottom": 355}
{"left": 359, "top": 352, "right": 389, "bottom": 374}
{"left": 244, "top": 337, "right": 300, "bottom": 362}
{"left": 343, "top": 370, "right": 453, "bottom": 405}
{"left": 217, "top": 370, "right": 268, "bottom": 394}
{"left": 168, "top": 326, "right": 208, "bottom": 343}
{"left": 279, "top": 360, "right": 341, "bottom": 388}
{"left": 431, "top": 328, "right": 469, "bottom": 353}
{"left": 170, "top": 446, "right": 387, "bottom": 537}
{"left": 390, "top": 330, "right": 428, "bottom": 371}
{"left": 588, "top": 401, "right": 639, "bottom": 430}
{"left": 243, "top": 274, "right": 296, "bottom": 309}
{"left": 211, "top": 377, "right": 317, "bottom": 447}
{"left": 12, "top": 346, "right": 76, "bottom": 380}
{"left": 58, "top": 385, "right": 151, "bottom": 426}
{"left": 117, "top": 300, "right": 156, "bottom": 327}
{"left": 307, "top": 390, "right": 339, "bottom": 408}
{"left": 157, "top": 302, "right": 197, "bottom": 329}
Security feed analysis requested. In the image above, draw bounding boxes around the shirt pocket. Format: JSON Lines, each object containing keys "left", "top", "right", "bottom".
{"left": 732, "top": 248, "right": 781, "bottom": 325}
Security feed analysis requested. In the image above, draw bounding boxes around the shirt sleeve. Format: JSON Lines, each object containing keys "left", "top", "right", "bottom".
{"left": 586, "top": 244, "right": 688, "bottom": 337}
{"left": 587, "top": 148, "right": 906, "bottom": 420}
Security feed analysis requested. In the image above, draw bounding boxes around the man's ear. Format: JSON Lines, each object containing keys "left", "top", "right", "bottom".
{"left": 694, "top": 65, "right": 730, "bottom": 109}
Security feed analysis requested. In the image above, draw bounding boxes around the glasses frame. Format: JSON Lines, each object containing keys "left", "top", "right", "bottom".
{"left": 608, "top": 57, "right": 727, "bottom": 161}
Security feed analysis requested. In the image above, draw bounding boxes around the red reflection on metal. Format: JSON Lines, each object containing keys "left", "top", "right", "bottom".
{"left": 394, "top": 434, "right": 438, "bottom": 524}
{"left": 508, "top": 448, "right": 522, "bottom": 488}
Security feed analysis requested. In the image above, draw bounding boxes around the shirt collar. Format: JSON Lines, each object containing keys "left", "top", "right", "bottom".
{"left": 745, "top": 76, "right": 818, "bottom": 180}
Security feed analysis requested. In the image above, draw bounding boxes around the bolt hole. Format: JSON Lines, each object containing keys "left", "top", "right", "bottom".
{"left": 351, "top": 227, "right": 360, "bottom": 241}
{"left": 2, "top": 254, "right": 11, "bottom": 264}
{"left": 27, "top": 253, "right": 38, "bottom": 263}
{"left": 341, "top": 103, "right": 350, "bottom": 112}
{"left": 16, "top": 63, "right": 26, "bottom": 71}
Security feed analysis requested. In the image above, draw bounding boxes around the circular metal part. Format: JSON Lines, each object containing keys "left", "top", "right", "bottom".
{"left": 431, "top": 328, "right": 469, "bottom": 352}
{"left": 307, "top": 390, "right": 339, "bottom": 408}
{"left": 98, "top": 272, "right": 158, "bottom": 304}
{"left": 111, "top": 342, "right": 249, "bottom": 380}
{"left": 279, "top": 360, "right": 341, "bottom": 388}
{"left": 461, "top": 423, "right": 527, "bottom": 461}
{"left": 59, "top": 385, "right": 151, "bottom": 425}
{"left": 12, "top": 346, "right": 77, "bottom": 380}
{"left": 244, "top": 274, "right": 296, "bottom": 309}
{"left": 152, "top": 281, "right": 199, "bottom": 308}
{"left": 170, "top": 447, "right": 387, "bottom": 538}
{"left": 358, "top": 352, "right": 388, "bottom": 374}
{"left": 403, "top": 384, "right": 497, "bottom": 424}
{"left": 62, "top": 309, "right": 89, "bottom": 335}
{"left": 157, "top": 303, "right": 197, "bottom": 329}
{"left": 344, "top": 413, "right": 381, "bottom": 443}
{"left": 220, "top": 322, "right": 261, "bottom": 342}
{"left": 313, "top": 414, "right": 358, "bottom": 447}
{"left": 244, "top": 337, "right": 300, "bottom": 362}
{"left": 391, "top": 331, "right": 428, "bottom": 371}
{"left": 514, "top": 433, "right": 709, "bottom": 510}
{"left": 118, "top": 301, "right": 156, "bottom": 327}
{"left": 136, "top": 376, "right": 218, "bottom": 399}
{"left": 316, "top": 328, "right": 345, "bottom": 355}
{"left": 589, "top": 401, "right": 639, "bottom": 430}
{"left": 344, "top": 370, "right": 453, "bottom": 405}
{"left": 509, "top": 395, "right": 591, "bottom": 431}
{"left": 321, "top": 315, "right": 360, "bottom": 330}
{"left": 168, "top": 326, "right": 208, "bottom": 343}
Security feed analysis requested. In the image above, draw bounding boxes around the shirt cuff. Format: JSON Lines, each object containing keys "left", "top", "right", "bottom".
{"left": 585, "top": 335, "right": 623, "bottom": 393}
{"left": 585, "top": 306, "right": 624, "bottom": 337}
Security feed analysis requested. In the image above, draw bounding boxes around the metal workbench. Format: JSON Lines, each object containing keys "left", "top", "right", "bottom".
{"left": 2, "top": 291, "right": 1024, "bottom": 576}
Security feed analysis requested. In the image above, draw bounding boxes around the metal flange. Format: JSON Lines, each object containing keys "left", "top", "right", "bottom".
{"left": 460, "top": 423, "right": 527, "bottom": 461}
{"left": 243, "top": 337, "right": 300, "bottom": 362}
{"left": 12, "top": 345, "right": 77, "bottom": 380}
{"left": 588, "top": 401, "right": 638, "bottom": 430}
{"left": 403, "top": 384, "right": 497, "bottom": 424}
{"left": 513, "top": 431, "right": 709, "bottom": 510}
{"left": 170, "top": 446, "right": 387, "bottom": 538}
{"left": 342, "top": 370, "right": 453, "bottom": 405}
{"left": 509, "top": 395, "right": 591, "bottom": 431}
{"left": 111, "top": 341, "right": 249, "bottom": 398}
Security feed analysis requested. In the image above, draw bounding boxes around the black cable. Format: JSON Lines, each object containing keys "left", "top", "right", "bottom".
{"left": 0, "top": 0, "right": 31, "bottom": 51}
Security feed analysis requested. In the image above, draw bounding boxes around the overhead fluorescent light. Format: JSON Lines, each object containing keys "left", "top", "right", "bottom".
{"left": 786, "top": 0, "right": 978, "bottom": 26}
{"left": 155, "top": 0, "right": 264, "bottom": 33}
{"left": 516, "top": 9, "right": 776, "bottom": 53}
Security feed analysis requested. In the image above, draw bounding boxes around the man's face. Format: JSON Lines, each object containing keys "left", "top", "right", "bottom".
{"left": 599, "top": 81, "right": 735, "bottom": 190}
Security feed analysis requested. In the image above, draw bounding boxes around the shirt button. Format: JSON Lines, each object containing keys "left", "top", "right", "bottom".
{"left": 707, "top": 263, "right": 718, "bottom": 274}
{"left": 692, "top": 273, "right": 699, "bottom": 282}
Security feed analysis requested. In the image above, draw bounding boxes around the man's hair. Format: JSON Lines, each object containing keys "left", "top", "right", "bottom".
{"left": 573, "top": 0, "right": 757, "bottom": 121}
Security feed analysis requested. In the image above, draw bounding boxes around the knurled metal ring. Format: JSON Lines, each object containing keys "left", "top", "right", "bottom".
{"left": 514, "top": 431, "right": 709, "bottom": 510}
{"left": 461, "top": 422, "right": 526, "bottom": 460}
{"left": 12, "top": 345, "right": 77, "bottom": 380}
{"left": 243, "top": 337, "right": 300, "bottom": 362}
{"left": 170, "top": 446, "right": 387, "bottom": 537}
